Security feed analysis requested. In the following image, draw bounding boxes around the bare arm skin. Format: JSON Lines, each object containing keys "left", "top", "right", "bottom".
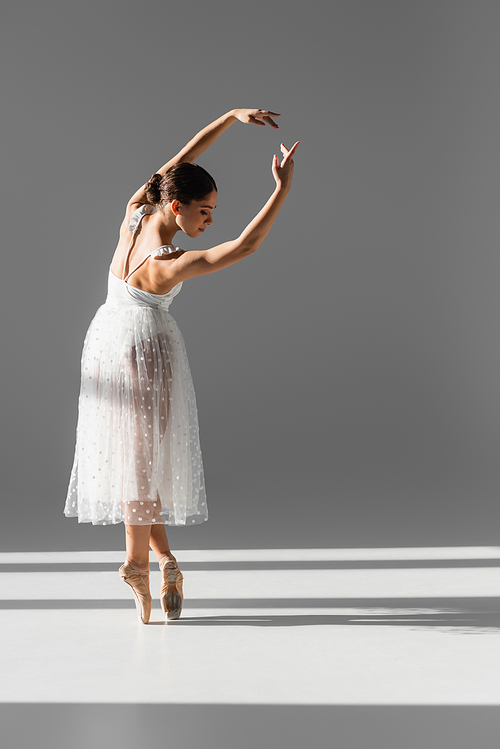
{"left": 155, "top": 141, "right": 300, "bottom": 287}
{"left": 126, "top": 109, "right": 281, "bottom": 209}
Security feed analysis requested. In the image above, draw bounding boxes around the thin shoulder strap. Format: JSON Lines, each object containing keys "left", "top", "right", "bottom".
{"left": 125, "top": 245, "right": 179, "bottom": 283}
{"left": 124, "top": 255, "right": 152, "bottom": 283}
{"left": 122, "top": 205, "right": 155, "bottom": 280}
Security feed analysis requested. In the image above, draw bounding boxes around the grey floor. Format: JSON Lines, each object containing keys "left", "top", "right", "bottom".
{"left": 1, "top": 547, "right": 500, "bottom": 748}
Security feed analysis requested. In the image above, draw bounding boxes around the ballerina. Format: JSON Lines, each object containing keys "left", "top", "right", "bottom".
{"left": 64, "top": 108, "right": 299, "bottom": 622}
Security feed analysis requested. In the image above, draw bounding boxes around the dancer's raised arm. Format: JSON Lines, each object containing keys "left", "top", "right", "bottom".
{"left": 127, "top": 109, "right": 280, "bottom": 208}
{"left": 157, "top": 141, "right": 300, "bottom": 285}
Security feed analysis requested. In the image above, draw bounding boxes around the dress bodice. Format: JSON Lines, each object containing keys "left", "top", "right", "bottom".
{"left": 105, "top": 270, "right": 182, "bottom": 310}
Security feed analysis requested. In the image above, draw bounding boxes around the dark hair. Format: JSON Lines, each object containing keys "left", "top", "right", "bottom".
{"left": 145, "top": 163, "right": 217, "bottom": 207}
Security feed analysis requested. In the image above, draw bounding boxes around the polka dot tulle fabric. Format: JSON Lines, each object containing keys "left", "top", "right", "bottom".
{"left": 64, "top": 205, "right": 207, "bottom": 526}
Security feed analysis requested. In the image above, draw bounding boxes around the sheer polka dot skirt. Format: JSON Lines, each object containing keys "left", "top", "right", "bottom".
{"left": 64, "top": 305, "right": 207, "bottom": 526}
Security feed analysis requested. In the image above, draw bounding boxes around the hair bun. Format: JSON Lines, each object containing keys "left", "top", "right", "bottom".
{"left": 145, "top": 173, "right": 162, "bottom": 205}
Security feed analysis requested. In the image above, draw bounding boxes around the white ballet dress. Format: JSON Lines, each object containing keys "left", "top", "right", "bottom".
{"left": 64, "top": 204, "right": 208, "bottom": 526}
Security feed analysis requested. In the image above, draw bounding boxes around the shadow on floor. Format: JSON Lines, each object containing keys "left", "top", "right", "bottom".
{"left": 2, "top": 597, "right": 499, "bottom": 632}
{"left": 169, "top": 610, "right": 500, "bottom": 632}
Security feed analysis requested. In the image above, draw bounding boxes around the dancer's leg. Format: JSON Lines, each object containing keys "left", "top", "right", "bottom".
{"left": 149, "top": 523, "right": 176, "bottom": 568}
{"left": 124, "top": 524, "right": 151, "bottom": 573}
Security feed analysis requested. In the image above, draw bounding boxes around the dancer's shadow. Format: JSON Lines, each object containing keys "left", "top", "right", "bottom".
{"left": 145, "top": 596, "right": 500, "bottom": 632}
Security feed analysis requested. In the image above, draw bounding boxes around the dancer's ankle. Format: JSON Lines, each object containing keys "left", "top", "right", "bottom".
{"left": 124, "top": 559, "right": 149, "bottom": 575}
{"left": 158, "top": 552, "right": 177, "bottom": 571}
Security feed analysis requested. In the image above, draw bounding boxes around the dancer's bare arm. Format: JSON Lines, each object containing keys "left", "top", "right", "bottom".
{"left": 127, "top": 109, "right": 280, "bottom": 208}
{"left": 157, "top": 141, "right": 300, "bottom": 284}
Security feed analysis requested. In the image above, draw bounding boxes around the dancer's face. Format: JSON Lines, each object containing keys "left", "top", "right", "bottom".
{"left": 172, "top": 190, "right": 217, "bottom": 238}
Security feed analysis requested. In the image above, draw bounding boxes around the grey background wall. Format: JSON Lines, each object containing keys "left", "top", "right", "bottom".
{"left": 2, "top": 0, "right": 500, "bottom": 551}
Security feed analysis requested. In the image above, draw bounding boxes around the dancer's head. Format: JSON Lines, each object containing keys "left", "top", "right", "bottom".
{"left": 145, "top": 163, "right": 217, "bottom": 238}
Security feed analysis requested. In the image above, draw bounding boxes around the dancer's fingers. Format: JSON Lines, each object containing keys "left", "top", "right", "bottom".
{"left": 248, "top": 115, "right": 266, "bottom": 127}
{"left": 264, "top": 115, "right": 280, "bottom": 128}
{"left": 284, "top": 141, "right": 300, "bottom": 160}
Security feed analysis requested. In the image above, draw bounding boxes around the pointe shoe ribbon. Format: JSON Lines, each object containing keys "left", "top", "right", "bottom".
{"left": 160, "top": 560, "right": 183, "bottom": 620}
{"left": 119, "top": 564, "right": 152, "bottom": 624}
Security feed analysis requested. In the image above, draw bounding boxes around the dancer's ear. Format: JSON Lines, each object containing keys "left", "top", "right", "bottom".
{"left": 171, "top": 199, "right": 182, "bottom": 216}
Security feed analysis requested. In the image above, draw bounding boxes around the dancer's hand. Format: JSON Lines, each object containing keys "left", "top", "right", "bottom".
{"left": 272, "top": 141, "right": 300, "bottom": 189}
{"left": 234, "top": 109, "right": 281, "bottom": 128}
